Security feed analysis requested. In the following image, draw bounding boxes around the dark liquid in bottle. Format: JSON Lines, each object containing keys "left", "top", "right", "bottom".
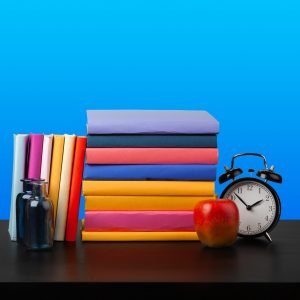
{"left": 24, "top": 182, "right": 54, "bottom": 250}
{"left": 16, "top": 179, "right": 33, "bottom": 244}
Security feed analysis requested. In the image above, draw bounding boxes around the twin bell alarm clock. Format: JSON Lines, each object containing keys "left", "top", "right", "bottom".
{"left": 219, "top": 153, "right": 282, "bottom": 242}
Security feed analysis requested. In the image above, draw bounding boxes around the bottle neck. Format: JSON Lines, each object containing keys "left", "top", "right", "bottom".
{"left": 32, "top": 184, "right": 46, "bottom": 198}
{"left": 23, "top": 181, "right": 33, "bottom": 193}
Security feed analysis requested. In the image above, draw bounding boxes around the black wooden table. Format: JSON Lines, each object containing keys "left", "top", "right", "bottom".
{"left": 0, "top": 221, "right": 299, "bottom": 298}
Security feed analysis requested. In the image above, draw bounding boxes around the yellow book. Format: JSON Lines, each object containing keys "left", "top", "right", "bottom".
{"left": 82, "top": 180, "right": 215, "bottom": 196}
{"left": 81, "top": 230, "right": 198, "bottom": 241}
{"left": 85, "top": 195, "right": 217, "bottom": 211}
{"left": 48, "top": 135, "right": 65, "bottom": 222}
{"left": 54, "top": 135, "right": 76, "bottom": 241}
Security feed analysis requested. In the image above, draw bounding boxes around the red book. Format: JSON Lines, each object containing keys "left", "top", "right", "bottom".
{"left": 65, "top": 136, "right": 87, "bottom": 241}
{"left": 86, "top": 148, "right": 218, "bottom": 165}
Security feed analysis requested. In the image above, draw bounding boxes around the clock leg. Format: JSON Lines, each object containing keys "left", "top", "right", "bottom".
{"left": 264, "top": 232, "right": 272, "bottom": 243}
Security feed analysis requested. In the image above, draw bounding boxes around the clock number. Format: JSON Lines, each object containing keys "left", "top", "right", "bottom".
{"left": 269, "top": 206, "right": 273, "bottom": 212}
{"left": 265, "top": 215, "right": 269, "bottom": 221}
{"left": 259, "top": 188, "right": 261, "bottom": 194}
{"left": 266, "top": 195, "right": 270, "bottom": 201}
{"left": 258, "top": 223, "right": 262, "bottom": 230}
{"left": 231, "top": 195, "right": 236, "bottom": 201}
{"left": 237, "top": 187, "right": 242, "bottom": 194}
{"left": 246, "top": 225, "right": 251, "bottom": 232}
{"left": 247, "top": 185, "right": 253, "bottom": 191}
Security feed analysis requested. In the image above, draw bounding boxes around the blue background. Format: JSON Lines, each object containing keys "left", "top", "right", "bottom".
{"left": 0, "top": 1, "right": 299, "bottom": 220}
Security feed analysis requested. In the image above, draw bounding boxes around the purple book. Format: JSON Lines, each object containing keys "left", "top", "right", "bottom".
{"left": 87, "top": 110, "right": 219, "bottom": 134}
{"left": 27, "top": 134, "right": 44, "bottom": 179}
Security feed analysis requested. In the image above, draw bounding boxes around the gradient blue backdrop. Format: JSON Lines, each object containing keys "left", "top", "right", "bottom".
{"left": 0, "top": 1, "right": 299, "bottom": 220}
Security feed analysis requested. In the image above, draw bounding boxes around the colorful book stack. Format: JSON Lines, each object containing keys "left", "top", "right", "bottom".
{"left": 9, "top": 134, "right": 86, "bottom": 242}
{"left": 82, "top": 110, "right": 219, "bottom": 241}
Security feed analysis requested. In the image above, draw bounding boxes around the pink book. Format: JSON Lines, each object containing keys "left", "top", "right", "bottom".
{"left": 40, "top": 135, "right": 53, "bottom": 193}
{"left": 27, "top": 134, "right": 44, "bottom": 179}
{"left": 86, "top": 148, "right": 218, "bottom": 165}
{"left": 84, "top": 211, "right": 194, "bottom": 232}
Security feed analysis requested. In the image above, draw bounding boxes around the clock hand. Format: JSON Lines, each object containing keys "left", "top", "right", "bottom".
{"left": 234, "top": 193, "right": 250, "bottom": 209}
{"left": 249, "top": 199, "right": 263, "bottom": 209}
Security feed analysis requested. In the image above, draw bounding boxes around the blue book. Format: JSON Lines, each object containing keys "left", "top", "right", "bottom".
{"left": 84, "top": 164, "right": 216, "bottom": 181}
{"left": 87, "top": 134, "right": 217, "bottom": 148}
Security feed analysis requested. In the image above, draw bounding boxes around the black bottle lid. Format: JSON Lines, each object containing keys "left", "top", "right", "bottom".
{"left": 21, "top": 178, "right": 45, "bottom": 193}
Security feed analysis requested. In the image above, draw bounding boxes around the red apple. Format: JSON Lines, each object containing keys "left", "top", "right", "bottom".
{"left": 194, "top": 199, "right": 239, "bottom": 248}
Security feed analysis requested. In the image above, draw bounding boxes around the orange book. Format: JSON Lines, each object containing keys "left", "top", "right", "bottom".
{"left": 65, "top": 137, "right": 86, "bottom": 241}
{"left": 48, "top": 135, "right": 65, "bottom": 222}
{"left": 82, "top": 231, "right": 198, "bottom": 241}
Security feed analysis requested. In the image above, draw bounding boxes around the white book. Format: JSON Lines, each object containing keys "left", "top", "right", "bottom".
{"left": 54, "top": 134, "right": 76, "bottom": 241}
{"left": 8, "top": 134, "right": 29, "bottom": 241}
{"left": 40, "top": 134, "right": 53, "bottom": 194}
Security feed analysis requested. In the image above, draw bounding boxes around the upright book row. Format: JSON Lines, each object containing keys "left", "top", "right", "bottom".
{"left": 9, "top": 134, "right": 86, "bottom": 242}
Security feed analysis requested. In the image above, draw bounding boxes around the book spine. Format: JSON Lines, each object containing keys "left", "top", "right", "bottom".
{"left": 84, "top": 211, "right": 195, "bottom": 232}
{"left": 27, "top": 134, "right": 44, "bottom": 179}
{"left": 86, "top": 135, "right": 217, "bottom": 148}
{"left": 8, "top": 134, "right": 29, "bottom": 241}
{"left": 40, "top": 134, "right": 53, "bottom": 194}
{"left": 48, "top": 135, "right": 65, "bottom": 223}
{"left": 65, "top": 137, "right": 86, "bottom": 242}
{"left": 86, "top": 148, "right": 218, "bottom": 165}
{"left": 85, "top": 195, "right": 216, "bottom": 211}
{"left": 82, "top": 231, "right": 199, "bottom": 241}
{"left": 54, "top": 135, "right": 76, "bottom": 241}
{"left": 83, "top": 164, "right": 216, "bottom": 181}
{"left": 82, "top": 180, "right": 215, "bottom": 196}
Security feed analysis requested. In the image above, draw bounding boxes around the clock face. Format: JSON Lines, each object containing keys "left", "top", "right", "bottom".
{"left": 222, "top": 179, "right": 278, "bottom": 236}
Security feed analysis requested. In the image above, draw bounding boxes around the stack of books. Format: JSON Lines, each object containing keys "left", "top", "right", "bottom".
{"left": 9, "top": 134, "right": 86, "bottom": 242}
{"left": 82, "top": 110, "right": 219, "bottom": 241}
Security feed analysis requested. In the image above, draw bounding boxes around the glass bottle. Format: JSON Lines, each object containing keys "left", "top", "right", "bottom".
{"left": 24, "top": 181, "right": 54, "bottom": 250}
{"left": 16, "top": 179, "right": 45, "bottom": 244}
